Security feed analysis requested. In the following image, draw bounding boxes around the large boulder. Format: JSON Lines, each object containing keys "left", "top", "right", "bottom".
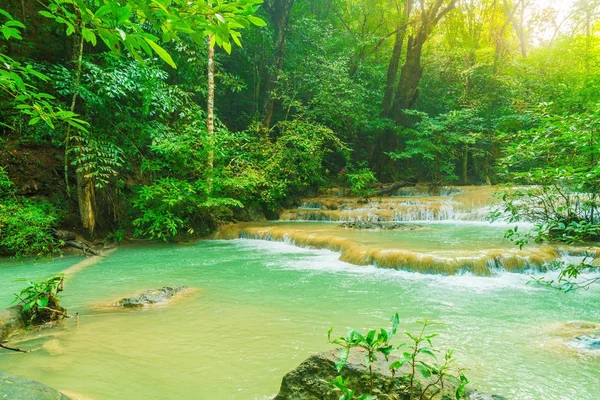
{"left": 0, "top": 306, "right": 24, "bottom": 342}
{"left": 274, "top": 348, "right": 398, "bottom": 400}
{"left": 274, "top": 348, "right": 505, "bottom": 400}
{"left": 116, "top": 286, "right": 189, "bottom": 307}
{"left": 0, "top": 371, "right": 70, "bottom": 400}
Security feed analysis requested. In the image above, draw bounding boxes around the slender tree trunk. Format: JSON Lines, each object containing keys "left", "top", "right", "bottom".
{"left": 262, "top": 0, "right": 295, "bottom": 129}
{"left": 504, "top": 0, "right": 527, "bottom": 58}
{"left": 516, "top": 0, "right": 527, "bottom": 57}
{"left": 207, "top": 34, "right": 215, "bottom": 194}
{"left": 65, "top": 20, "right": 84, "bottom": 197}
{"left": 65, "top": 9, "right": 96, "bottom": 237}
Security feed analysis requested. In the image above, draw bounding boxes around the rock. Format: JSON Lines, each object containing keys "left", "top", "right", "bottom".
{"left": 274, "top": 348, "right": 504, "bottom": 400}
{"left": 116, "top": 286, "right": 189, "bottom": 307}
{"left": 42, "top": 339, "right": 64, "bottom": 356}
{"left": 51, "top": 230, "right": 77, "bottom": 241}
{"left": 338, "top": 221, "right": 427, "bottom": 231}
{"left": 233, "top": 205, "right": 267, "bottom": 222}
{"left": 467, "top": 392, "right": 506, "bottom": 400}
{"left": 0, "top": 306, "right": 24, "bottom": 342}
{"left": 551, "top": 321, "right": 600, "bottom": 353}
{"left": 568, "top": 333, "right": 600, "bottom": 352}
{"left": 274, "top": 348, "right": 400, "bottom": 400}
{"left": 0, "top": 371, "right": 70, "bottom": 400}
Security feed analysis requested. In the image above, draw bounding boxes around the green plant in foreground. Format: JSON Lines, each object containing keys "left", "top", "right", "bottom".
{"left": 12, "top": 274, "right": 67, "bottom": 326}
{"left": 329, "top": 376, "right": 376, "bottom": 400}
{"left": 328, "top": 315, "right": 468, "bottom": 400}
{"left": 329, "top": 314, "right": 399, "bottom": 392}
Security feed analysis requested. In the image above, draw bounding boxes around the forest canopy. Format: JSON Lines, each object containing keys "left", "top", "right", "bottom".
{"left": 0, "top": 0, "right": 599, "bottom": 253}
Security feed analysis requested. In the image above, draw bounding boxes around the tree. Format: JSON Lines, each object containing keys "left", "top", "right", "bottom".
{"left": 35, "top": 0, "right": 265, "bottom": 236}
{"left": 382, "top": 0, "right": 414, "bottom": 117}
{"left": 391, "top": 0, "right": 458, "bottom": 123}
{"left": 261, "top": 0, "right": 295, "bottom": 129}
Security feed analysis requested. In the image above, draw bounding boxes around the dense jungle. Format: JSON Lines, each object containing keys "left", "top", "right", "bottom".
{"left": 0, "top": 1, "right": 599, "bottom": 399}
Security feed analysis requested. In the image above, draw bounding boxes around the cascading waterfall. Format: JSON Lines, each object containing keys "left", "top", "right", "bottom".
{"left": 216, "top": 186, "right": 598, "bottom": 276}
{"left": 280, "top": 186, "right": 497, "bottom": 222}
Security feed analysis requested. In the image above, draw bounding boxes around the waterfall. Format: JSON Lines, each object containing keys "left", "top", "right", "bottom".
{"left": 280, "top": 186, "right": 497, "bottom": 222}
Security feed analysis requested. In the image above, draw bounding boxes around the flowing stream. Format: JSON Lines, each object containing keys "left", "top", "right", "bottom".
{"left": 0, "top": 239, "right": 599, "bottom": 399}
{"left": 1, "top": 187, "right": 599, "bottom": 399}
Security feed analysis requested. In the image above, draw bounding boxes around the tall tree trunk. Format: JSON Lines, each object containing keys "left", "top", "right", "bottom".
{"left": 76, "top": 171, "right": 96, "bottom": 236}
{"left": 391, "top": 34, "right": 425, "bottom": 123}
{"left": 390, "top": 0, "right": 457, "bottom": 124}
{"left": 382, "top": 0, "right": 413, "bottom": 117}
{"left": 207, "top": 34, "right": 215, "bottom": 194}
{"left": 262, "top": 0, "right": 295, "bottom": 129}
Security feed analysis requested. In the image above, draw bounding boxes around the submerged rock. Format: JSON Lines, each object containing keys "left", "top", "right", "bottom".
{"left": 116, "top": 286, "right": 189, "bottom": 307}
{"left": 338, "top": 221, "right": 427, "bottom": 231}
{"left": 550, "top": 321, "right": 600, "bottom": 354}
{"left": 274, "top": 348, "right": 503, "bottom": 400}
{"left": 467, "top": 393, "right": 506, "bottom": 400}
{"left": 0, "top": 305, "right": 24, "bottom": 342}
{"left": 0, "top": 371, "right": 70, "bottom": 400}
{"left": 568, "top": 333, "right": 600, "bottom": 352}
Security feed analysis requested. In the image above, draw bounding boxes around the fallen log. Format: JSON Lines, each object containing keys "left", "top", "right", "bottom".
{"left": 0, "top": 341, "right": 29, "bottom": 353}
{"left": 372, "top": 181, "right": 416, "bottom": 197}
{"left": 63, "top": 240, "right": 101, "bottom": 257}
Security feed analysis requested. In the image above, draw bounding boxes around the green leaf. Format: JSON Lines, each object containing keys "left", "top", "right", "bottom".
{"left": 247, "top": 15, "right": 266, "bottom": 27}
{"left": 37, "top": 297, "right": 49, "bottom": 308}
{"left": 144, "top": 38, "right": 176, "bottom": 69}
{"left": 38, "top": 10, "right": 56, "bottom": 20}
{"left": 222, "top": 40, "right": 232, "bottom": 54}
{"left": 416, "top": 363, "right": 432, "bottom": 378}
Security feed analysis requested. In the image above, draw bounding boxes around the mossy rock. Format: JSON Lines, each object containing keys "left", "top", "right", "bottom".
{"left": 0, "top": 306, "right": 24, "bottom": 342}
{"left": 116, "top": 286, "right": 189, "bottom": 307}
{"left": 274, "top": 348, "right": 505, "bottom": 400}
{"left": 0, "top": 371, "right": 70, "bottom": 400}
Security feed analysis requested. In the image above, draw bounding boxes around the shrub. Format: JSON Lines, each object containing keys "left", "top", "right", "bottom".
{"left": 347, "top": 167, "right": 378, "bottom": 199}
{"left": 13, "top": 274, "right": 67, "bottom": 326}
{"left": 0, "top": 169, "right": 61, "bottom": 257}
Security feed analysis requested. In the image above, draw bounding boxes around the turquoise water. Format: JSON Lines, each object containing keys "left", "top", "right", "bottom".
{"left": 0, "top": 239, "right": 599, "bottom": 399}
{"left": 0, "top": 255, "right": 83, "bottom": 307}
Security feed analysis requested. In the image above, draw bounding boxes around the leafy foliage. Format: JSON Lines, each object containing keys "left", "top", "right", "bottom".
{"left": 346, "top": 167, "right": 378, "bottom": 199}
{"left": 328, "top": 315, "right": 468, "bottom": 400}
{"left": 12, "top": 274, "right": 67, "bottom": 326}
{"left": 0, "top": 168, "right": 61, "bottom": 257}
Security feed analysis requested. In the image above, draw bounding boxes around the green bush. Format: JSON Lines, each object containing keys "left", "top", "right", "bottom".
{"left": 131, "top": 178, "right": 242, "bottom": 240}
{"left": 0, "top": 199, "right": 60, "bottom": 257}
{"left": 0, "top": 168, "right": 60, "bottom": 257}
{"left": 346, "top": 167, "right": 377, "bottom": 199}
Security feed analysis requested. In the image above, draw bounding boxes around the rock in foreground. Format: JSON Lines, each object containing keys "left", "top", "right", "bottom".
{"left": 274, "top": 348, "right": 504, "bottom": 400}
{"left": 116, "top": 286, "right": 189, "bottom": 307}
{"left": 0, "top": 371, "right": 70, "bottom": 400}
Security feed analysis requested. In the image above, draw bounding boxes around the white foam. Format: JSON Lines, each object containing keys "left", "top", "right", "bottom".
{"left": 223, "top": 238, "right": 550, "bottom": 292}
